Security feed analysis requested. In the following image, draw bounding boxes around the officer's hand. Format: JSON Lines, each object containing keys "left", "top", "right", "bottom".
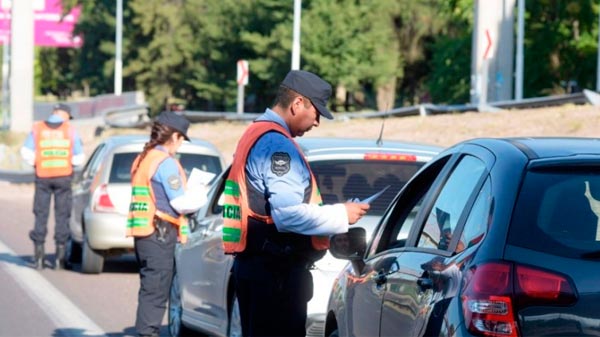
{"left": 344, "top": 202, "right": 370, "bottom": 224}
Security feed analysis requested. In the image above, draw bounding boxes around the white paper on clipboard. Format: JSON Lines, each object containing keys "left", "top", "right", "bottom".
{"left": 360, "top": 185, "right": 391, "bottom": 204}
{"left": 188, "top": 168, "right": 216, "bottom": 187}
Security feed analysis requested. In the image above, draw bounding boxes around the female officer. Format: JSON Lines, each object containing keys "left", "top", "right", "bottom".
{"left": 127, "top": 111, "right": 207, "bottom": 337}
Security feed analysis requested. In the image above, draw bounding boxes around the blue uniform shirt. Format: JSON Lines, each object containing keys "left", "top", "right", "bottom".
{"left": 151, "top": 145, "right": 186, "bottom": 218}
{"left": 246, "top": 109, "right": 349, "bottom": 236}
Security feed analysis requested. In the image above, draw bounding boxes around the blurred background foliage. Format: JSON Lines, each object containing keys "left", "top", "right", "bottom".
{"left": 23, "top": 0, "right": 600, "bottom": 115}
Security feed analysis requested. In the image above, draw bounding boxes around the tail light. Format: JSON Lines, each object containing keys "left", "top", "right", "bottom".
{"left": 92, "top": 183, "right": 116, "bottom": 213}
{"left": 363, "top": 153, "right": 417, "bottom": 161}
{"left": 461, "top": 262, "right": 576, "bottom": 337}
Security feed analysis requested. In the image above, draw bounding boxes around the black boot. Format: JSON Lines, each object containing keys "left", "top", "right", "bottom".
{"left": 54, "top": 243, "right": 66, "bottom": 270}
{"left": 33, "top": 243, "right": 44, "bottom": 270}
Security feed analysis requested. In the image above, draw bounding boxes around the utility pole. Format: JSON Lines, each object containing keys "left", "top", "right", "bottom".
{"left": 10, "top": 0, "right": 34, "bottom": 132}
{"left": 515, "top": 0, "right": 525, "bottom": 100}
{"left": 470, "top": 0, "right": 516, "bottom": 106}
{"left": 291, "top": 0, "right": 301, "bottom": 70}
{"left": 114, "top": 0, "right": 123, "bottom": 95}
{"left": 597, "top": 0, "right": 600, "bottom": 92}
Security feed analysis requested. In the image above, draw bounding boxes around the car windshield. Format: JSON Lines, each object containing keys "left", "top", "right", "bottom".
{"left": 310, "top": 159, "right": 424, "bottom": 216}
{"left": 509, "top": 167, "right": 600, "bottom": 258}
{"left": 109, "top": 152, "right": 222, "bottom": 184}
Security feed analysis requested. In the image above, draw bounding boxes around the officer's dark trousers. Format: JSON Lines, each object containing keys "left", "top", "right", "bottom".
{"left": 233, "top": 255, "right": 313, "bottom": 337}
{"left": 30, "top": 175, "right": 72, "bottom": 244}
{"left": 134, "top": 223, "right": 177, "bottom": 337}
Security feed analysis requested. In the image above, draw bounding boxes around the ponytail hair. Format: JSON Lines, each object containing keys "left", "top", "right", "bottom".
{"left": 132, "top": 121, "right": 179, "bottom": 177}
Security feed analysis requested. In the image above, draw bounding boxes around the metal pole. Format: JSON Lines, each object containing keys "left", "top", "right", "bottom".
{"left": 515, "top": 0, "right": 525, "bottom": 99}
{"left": 237, "top": 84, "right": 244, "bottom": 114}
{"left": 1, "top": 39, "right": 10, "bottom": 129}
{"left": 597, "top": 0, "right": 600, "bottom": 91}
{"left": 114, "top": 0, "right": 123, "bottom": 95}
{"left": 10, "top": 0, "right": 33, "bottom": 132}
{"left": 291, "top": 0, "right": 301, "bottom": 70}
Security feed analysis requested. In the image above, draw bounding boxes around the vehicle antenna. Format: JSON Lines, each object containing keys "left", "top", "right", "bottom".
{"left": 376, "top": 104, "right": 389, "bottom": 147}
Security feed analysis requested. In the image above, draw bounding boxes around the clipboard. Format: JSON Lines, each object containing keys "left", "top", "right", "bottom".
{"left": 360, "top": 185, "right": 391, "bottom": 204}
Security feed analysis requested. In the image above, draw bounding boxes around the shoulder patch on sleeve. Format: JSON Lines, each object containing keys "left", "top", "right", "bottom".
{"left": 271, "top": 152, "right": 291, "bottom": 177}
{"left": 167, "top": 174, "right": 182, "bottom": 190}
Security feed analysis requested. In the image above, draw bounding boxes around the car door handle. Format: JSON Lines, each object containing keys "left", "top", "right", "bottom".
{"left": 417, "top": 277, "right": 433, "bottom": 290}
{"left": 373, "top": 271, "right": 387, "bottom": 286}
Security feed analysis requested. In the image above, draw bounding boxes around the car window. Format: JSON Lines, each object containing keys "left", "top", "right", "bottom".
{"left": 417, "top": 155, "right": 486, "bottom": 251}
{"left": 109, "top": 152, "right": 138, "bottom": 183}
{"left": 458, "top": 179, "right": 492, "bottom": 253}
{"left": 82, "top": 143, "right": 106, "bottom": 179}
{"left": 369, "top": 155, "right": 451, "bottom": 255}
{"left": 509, "top": 168, "right": 600, "bottom": 258}
{"left": 176, "top": 153, "right": 222, "bottom": 179}
{"left": 310, "top": 159, "right": 424, "bottom": 216}
{"left": 109, "top": 152, "right": 223, "bottom": 184}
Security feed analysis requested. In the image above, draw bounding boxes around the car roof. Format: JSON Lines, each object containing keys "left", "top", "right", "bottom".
{"left": 297, "top": 137, "right": 443, "bottom": 161}
{"left": 467, "top": 137, "right": 600, "bottom": 160}
{"left": 98, "top": 134, "right": 222, "bottom": 154}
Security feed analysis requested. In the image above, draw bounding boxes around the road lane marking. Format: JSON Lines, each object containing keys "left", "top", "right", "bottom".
{"left": 0, "top": 240, "right": 107, "bottom": 337}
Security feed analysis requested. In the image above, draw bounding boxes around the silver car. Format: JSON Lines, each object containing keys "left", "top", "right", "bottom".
{"left": 69, "top": 134, "right": 225, "bottom": 274}
{"left": 169, "top": 137, "right": 442, "bottom": 337}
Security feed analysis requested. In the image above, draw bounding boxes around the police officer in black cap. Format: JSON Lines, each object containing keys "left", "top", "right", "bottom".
{"left": 127, "top": 111, "right": 208, "bottom": 337}
{"left": 20, "top": 103, "right": 84, "bottom": 270}
{"left": 224, "top": 70, "right": 369, "bottom": 336}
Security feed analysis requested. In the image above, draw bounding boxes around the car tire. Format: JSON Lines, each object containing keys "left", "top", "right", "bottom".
{"left": 67, "top": 238, "right": 82, "bottom": 264}
{"left": 227, "top": 293, "right": 242, "bottom": 337}
{"left": 81, "top": 238, "right": 104, "bottom": 274}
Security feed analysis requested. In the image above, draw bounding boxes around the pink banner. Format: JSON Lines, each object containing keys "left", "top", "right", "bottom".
{"left": 0, "top": 0, "right": 82, "bottom": 47}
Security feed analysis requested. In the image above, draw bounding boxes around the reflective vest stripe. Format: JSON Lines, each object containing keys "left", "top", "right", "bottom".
{"left": 222, "top": 227, "right": 241, "bottom": 243}
{"left": 127, "top": 217, "right": 150, "bottom": 228}
{"left": 40, "top": 139, "right": 70, "bottom": 147}
{"left": 40, "top": 159, "right": 69, "bottom": 168}
{"left": 40, "top": 149, "right": 69, "bottom": 157}
{"left": 132, "top": 186, "right": 150, "bottom": 196}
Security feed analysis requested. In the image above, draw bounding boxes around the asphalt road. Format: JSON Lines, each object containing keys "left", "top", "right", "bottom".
{"left": 0, "top": 181, "right": 168, "bottom": 337}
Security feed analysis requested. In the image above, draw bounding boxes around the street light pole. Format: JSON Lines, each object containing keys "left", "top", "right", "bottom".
{"left": 114, "top": 0, "right": 123, "bottom": 95}
{"left": 515, "top": 0, "right": 524, "bottom": 100}
{"left": 291, "top": 0, "right": 301, "bottom": 70}
{"left": 597, "top": 0, "right": 600, "bottom": 91}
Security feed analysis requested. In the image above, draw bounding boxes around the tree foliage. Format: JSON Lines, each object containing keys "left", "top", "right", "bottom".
{"left": 33, "top": 0, "right": 600, "bottom": 114}
{"left": 525, "top": 0, "right": 597, "bottom": 96}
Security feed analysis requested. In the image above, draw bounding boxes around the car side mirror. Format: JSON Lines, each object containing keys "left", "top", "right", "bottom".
{"left": 330, "top": 227, "right": 367, "bottom": 260}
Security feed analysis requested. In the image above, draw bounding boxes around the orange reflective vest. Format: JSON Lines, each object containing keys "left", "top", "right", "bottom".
{"left": 32, "top": 121, "right": 74, "bottom": 178}
{"left": 127, "top": 149, "right": 189, "bottom": 243}
{"left": 222, "top": 121, "right": 329, "bottom": 254}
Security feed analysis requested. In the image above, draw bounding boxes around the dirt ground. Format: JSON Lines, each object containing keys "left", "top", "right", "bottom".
{"left": 4, "top": 103, "right": 600, "bottom": 168}
{"left": 182, "top": 104, "right": 600, "bottom": 165}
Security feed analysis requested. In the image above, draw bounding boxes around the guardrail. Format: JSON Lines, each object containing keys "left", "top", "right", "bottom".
{"left": 2, "top": 89, "right": 599, "bottom": 184}
{"left": 182, "top": 89, "right": 599, "bottom": 122}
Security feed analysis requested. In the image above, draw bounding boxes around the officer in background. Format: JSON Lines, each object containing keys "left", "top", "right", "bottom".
{"left": 20, "top": 103, "right": 85, "bottom": 270}
{"left": 127, "top": 111, "right": 208, "bottom": 337}
{"left": 222, "top": 70, "right": 370, "bottom": 337}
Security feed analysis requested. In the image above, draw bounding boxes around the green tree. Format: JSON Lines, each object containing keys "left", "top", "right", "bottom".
{"left": 427, "top": 0, "right": 473, "bottom": 104}
{"left": 525, "top": 0, "right": 597, "bottom": 97}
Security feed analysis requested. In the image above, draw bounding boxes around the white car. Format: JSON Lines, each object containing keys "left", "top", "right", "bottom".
{"left": 169, "top": 137, "right": 442, "bottom": 337}
{"left": 69, "top": 134, "right": 225, "bottom": 274}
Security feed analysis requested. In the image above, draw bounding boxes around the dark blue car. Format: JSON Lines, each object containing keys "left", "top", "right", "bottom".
{"left": 326, "top": 137, "right": 600, "bottom": 337}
